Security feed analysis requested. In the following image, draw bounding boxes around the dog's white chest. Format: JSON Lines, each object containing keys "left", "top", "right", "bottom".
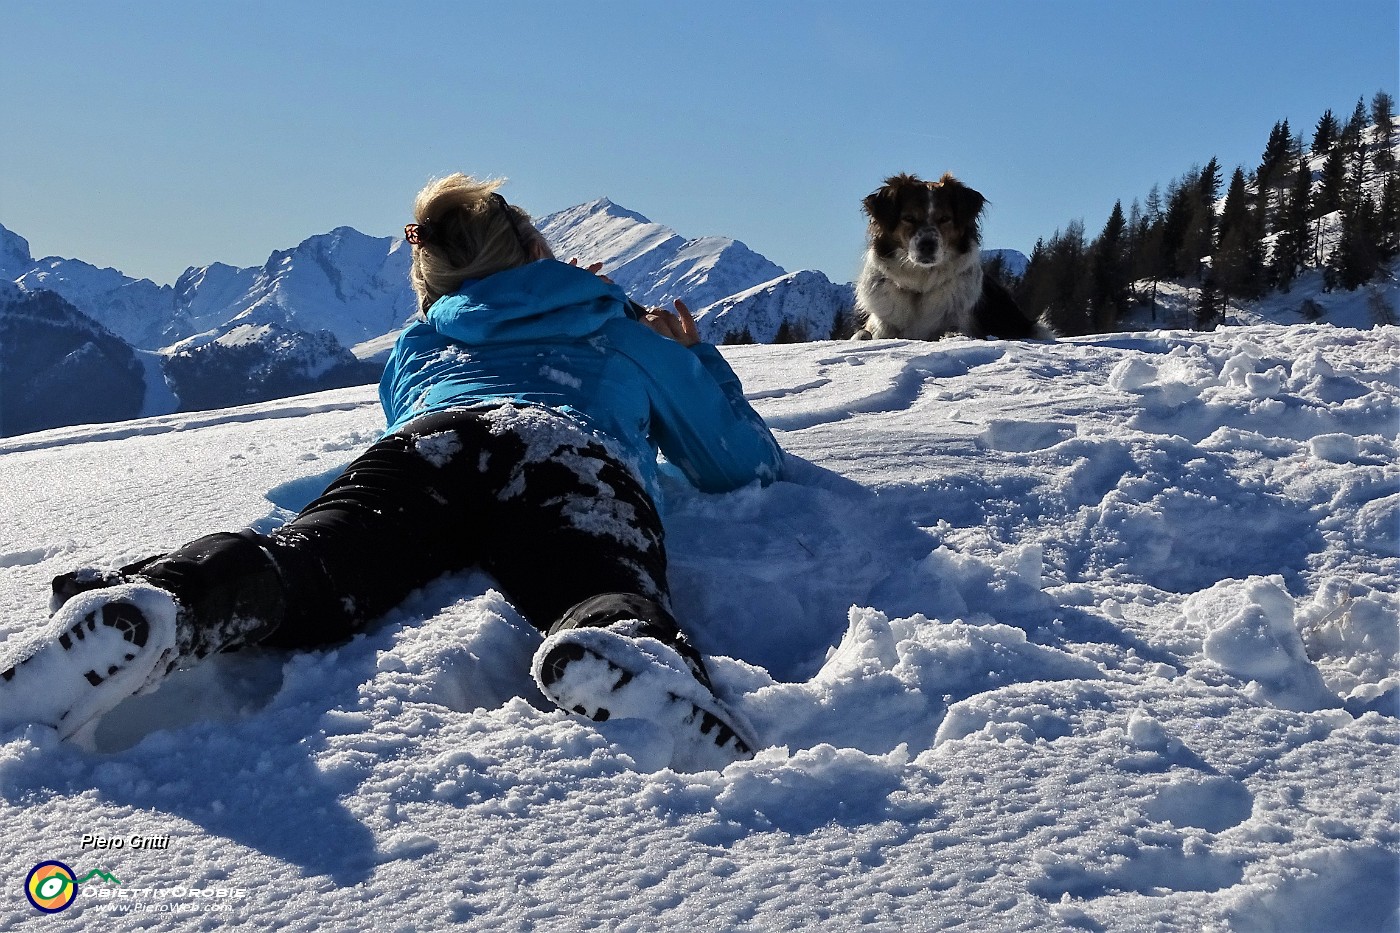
{"left": 856, "top": 253, "right": 982, "bottom": 340}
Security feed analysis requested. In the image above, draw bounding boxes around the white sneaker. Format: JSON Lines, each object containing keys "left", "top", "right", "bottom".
{"left": 532, "top": 623, "right": 758, "bottom": 772}
{"left": 0, "top": 584, "right": 178, "bottom": 739}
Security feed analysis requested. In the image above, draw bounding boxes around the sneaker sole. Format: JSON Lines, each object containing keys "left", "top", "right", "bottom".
{"left": 535, "top": 634, "right": 756, "bottom": 765}
{"left": 0, "top": 585, "right": 175, "bottom": 739}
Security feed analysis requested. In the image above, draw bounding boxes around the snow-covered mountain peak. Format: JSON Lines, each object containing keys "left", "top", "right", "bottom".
{"left": 534, "top": 198, "right": 791, "bottom": 311}
{"left": 536, "top": 198, "right": 684, "bottom": 274}
{"left": 541, "top": 197, "right": 650, "bottom": 227}
{"left": 695, "top": 269, "right": 853, "bottom": 343}
{"left": 0, "top": 221, "right": 32, "bottom": 278}
{"left": 13, "top": 255, "right": 175, "bottom": 349}
{"left": 221, "top": 227, "right": 417, "bottom": 349}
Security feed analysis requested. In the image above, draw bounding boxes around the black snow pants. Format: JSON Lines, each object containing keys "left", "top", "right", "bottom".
{"left": 55, "top": 407, "right": 690, "bottom": 665}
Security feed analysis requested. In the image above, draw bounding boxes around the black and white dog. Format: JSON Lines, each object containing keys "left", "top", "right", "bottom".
{"left": 853, "top": 173, "right": 1050, "bottom": 341}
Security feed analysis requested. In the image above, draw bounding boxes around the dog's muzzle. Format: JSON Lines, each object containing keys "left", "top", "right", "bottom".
{"left": 909, "top": 232, "right": 941, "bottom": 265}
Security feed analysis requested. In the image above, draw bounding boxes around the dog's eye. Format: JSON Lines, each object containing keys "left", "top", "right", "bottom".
{"left": 934, "top": 214, "right": 952, "bottom": 225}
{"left": 901, "top": 214, "right": 920, "bottom": 225}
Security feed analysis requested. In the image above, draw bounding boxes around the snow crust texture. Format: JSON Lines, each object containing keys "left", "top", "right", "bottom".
{"left": 0, "top": 325, "right": 1395, "bottom": 931}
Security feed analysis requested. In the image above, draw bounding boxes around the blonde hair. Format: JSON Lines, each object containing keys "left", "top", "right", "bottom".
{"left": 408, "top": 174, "right": 551, "bottom": 313}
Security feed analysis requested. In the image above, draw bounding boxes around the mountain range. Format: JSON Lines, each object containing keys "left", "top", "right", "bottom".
{"left": 0, "top": 200, "right": 881, "bottom": 436}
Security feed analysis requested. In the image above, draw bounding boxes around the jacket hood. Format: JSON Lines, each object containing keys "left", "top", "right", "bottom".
{"left": 426, "top": 260, "right": 629, "bottom": 344}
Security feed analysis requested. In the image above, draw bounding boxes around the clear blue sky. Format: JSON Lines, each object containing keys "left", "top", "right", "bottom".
{"left": 4, "top": 1, "right": 1396, "bottom": 287}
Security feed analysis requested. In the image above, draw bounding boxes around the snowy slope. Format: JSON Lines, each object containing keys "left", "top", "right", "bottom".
{"left": 0, "top": 282, "right": 147, "bottom": 436}
{"left": 694, "top": 269, "right": 854, "bottom": 344}
{"left": 0, "top": 223, "right": 32, "bottom": 280}
{"left": 534, "top": 198, "right": 788, "bottom": 310}
{"left": 535, "top": 199, "right": 851, "bottom": 343}
{"left": 14, "top": 257, "right": 176, "bottom": 351}
{"left": 1122, "top": 261, "right": 1399, "bottom": 332}
{"left": 0, "top": 325, "right": 1395, "bottom": 931}
{"left": 985, "top": 247, "right": 1031, "bottom": 278}
{"left": 216, "top": 227, "right": 418, "bottom": 350}
{"left": 168, "top": 262, "right": 262, "bottom": 338}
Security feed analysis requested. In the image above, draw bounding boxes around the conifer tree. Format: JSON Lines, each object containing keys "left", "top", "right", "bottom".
{"left": 1215, "top": 167, "right": 1266, "bottom": 301}
{"left": 1015, "top": 238, "right": 1051, "bottom": 321}
{"left": 1259, "top": 120, "right": 1292, "bottom": 183}
{"left": 1125, "top": 199, "right": 1145, "bottom": 299}
{"left": 983, "top": 252, "right": 1018, "bottom": 291}
{"left": 1144, "top": 184, "right": 1163, "bottom": 223}
{"left": 1372, "top": 90, "right": 1396, "bottom": 171}
{"left": 829, "top": 307, "right": 858, "bottom": 340}
{"left": 1090, "top": 201, "right": 1130, "bottom": 330}
{"left": 1216, "top": 167, "right": 1250, "bottom": 245}
{"left": 1341, "top": 97, "right": 1369, "bottom": 151}
{"left": 1256, "top": 119, "right": 1293, "bottom": 229}
{"left": 1373, "top": 91, "right": 1396, "bottom": 133}
{"left": 1379, "top": 169, "right": 1400, "bottom": 261}
{"left": 1025, "top": 223, "right": 1093, "bottom": 335}
{"left": 773, "top": 320, "right": 809, "bottom": 344}
{"left": 1341, "top": 98, "right": 1373, "bottom": 207}
{"left": 1271, "top": 140, "right": 1313, "bottom": 290}
{"left": 1200, "top": 157, "right": 1223, "bottom": 206}
{"left": 1175, "top": 158, "right": 1220, "bottom": 280}
{"left": 1312, "top": 109, "right": 1340, "bottom": 158}
{"left": 1194, "top": 275, "right": 1222, "bottom": 330}
{"left": 1135, "top": 198, "right": 1166, "bottom": 321}
{"left": 1315, "top": 145, "right": 1348, "bottom": 219}
{"left": 1159, "top": 171, "right": 1197, "bottom": 279}
{"left": 1329, "top": 193, "right": 1381, "bottom": 289}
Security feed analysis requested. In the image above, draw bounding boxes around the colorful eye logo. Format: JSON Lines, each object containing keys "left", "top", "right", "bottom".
{"left": 26, "top": 861, "right": 78, "bottom": 913}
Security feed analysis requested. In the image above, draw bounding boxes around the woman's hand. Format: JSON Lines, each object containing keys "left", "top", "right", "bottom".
{"left": 567, "top": 258, "right": 613, "bottom": 284}
{"left": 642, "top": 299, "right": 700, "bottom": 347}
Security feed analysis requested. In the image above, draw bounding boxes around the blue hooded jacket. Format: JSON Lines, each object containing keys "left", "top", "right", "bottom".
{"left": 379, "top": 259, "right": 784, "bottom": 495}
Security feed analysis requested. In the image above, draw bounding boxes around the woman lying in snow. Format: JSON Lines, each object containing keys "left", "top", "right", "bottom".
{"left": 0, "top": 174, "right": 784, "bottom": 769}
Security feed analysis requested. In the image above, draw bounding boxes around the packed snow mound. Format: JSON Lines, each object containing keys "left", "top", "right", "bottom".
{"left": 0, "top": 324, "right": 1394, "bottom": 930}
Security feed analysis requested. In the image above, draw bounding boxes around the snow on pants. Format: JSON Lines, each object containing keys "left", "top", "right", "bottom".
{"left": 90, "top": 406, "right": 674, "bottom": 656}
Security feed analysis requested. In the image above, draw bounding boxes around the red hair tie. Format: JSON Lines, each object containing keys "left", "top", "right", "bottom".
{"left": 404, "top": 221, "right": 434, "bottom": 246}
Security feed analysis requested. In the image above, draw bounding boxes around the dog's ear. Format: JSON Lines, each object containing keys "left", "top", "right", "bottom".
{"left": 864, "top": 174, "right": 923, "bottom": 229}
{"left": 938, "top": 174, "right": 987, "bottom": 249}
{"left": 862, "top": 182, "right": 901, "bottom": 230}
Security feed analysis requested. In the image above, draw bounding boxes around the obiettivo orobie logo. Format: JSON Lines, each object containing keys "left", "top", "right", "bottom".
{"left": 24, "top": 861, "right": 121, "bottom": 914}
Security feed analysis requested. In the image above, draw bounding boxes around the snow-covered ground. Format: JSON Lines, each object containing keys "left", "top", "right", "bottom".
{"left": 0, "top": 325, "right": 1396, "bottom": 931}
{"left": 1123, "top": 264, "right": 1398, "bottom": 333}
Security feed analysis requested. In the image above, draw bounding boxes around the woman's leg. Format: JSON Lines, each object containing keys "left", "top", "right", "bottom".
{"left": 481, "top": 432, "right": 671, "bottom": 628}
{"left": 473, "top": 426, "right": 756, "bottom": 765}
{"left": 48, "top": 409, "right": 501, "bottom": 659}
{"left": 4, "top": 410, "right": 504, "bottom": 737}
{"left": 234, "top": 409, "right": 501, "bottom": 650}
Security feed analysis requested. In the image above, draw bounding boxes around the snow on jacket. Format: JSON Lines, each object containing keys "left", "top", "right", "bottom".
{"left": 379, "top": 259, "right": 784, "bottom": 495}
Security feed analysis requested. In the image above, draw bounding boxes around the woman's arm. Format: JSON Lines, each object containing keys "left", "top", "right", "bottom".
{"left": 607, "top": 308, "right": 784, "bottom": 493}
